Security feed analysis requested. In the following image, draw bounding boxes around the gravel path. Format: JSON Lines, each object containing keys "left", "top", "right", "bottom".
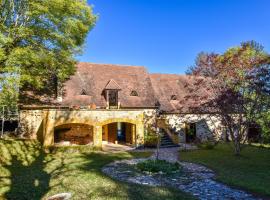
{"left": 102, "top": 147, "right": 261, "bottom": 200}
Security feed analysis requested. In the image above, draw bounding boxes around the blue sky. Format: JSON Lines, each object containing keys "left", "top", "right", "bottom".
{"left": 78, "top": 0, "right": 270, "bottom": 74}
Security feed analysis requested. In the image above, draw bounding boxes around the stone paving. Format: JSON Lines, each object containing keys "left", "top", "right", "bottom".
{"left": 102, "top": 143, "right": 135, "bottom": 153}
{"left": 102, "top": 147, "right": 261, "bottom": 200}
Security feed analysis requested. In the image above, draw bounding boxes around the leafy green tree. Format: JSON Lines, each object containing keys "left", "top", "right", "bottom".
{"left": 257, "top": 111, "right": 270, "bottom": 143}
{"left": 0, "top": 74, "right": 18, "bottom": 107}
{"left": 0, "top": 0, "right": 97, "bottom": 106}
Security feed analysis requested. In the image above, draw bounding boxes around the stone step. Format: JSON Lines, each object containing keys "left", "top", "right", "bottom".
{"left": 161, "top": 137, "right": 171, "bottom": 140}
{"left": 161, "top": 140, "right": 176, "bottom": 144}
{"left": 160, "top": 144, "right": 180, "bottom": 148}
{"left": 161, "top": 144, "right": 175, "bottom": 147}
{"left": 161, "top": 137, "right": 173, "bottom": 141}
{"left": 159, "top": 129, "right": 179, "bottom": 148}
{"left": 161, "top": 141, "right": 175, "bottom": 144}
{"left": 161, "top": 139, "right": 174, "bottom": 142}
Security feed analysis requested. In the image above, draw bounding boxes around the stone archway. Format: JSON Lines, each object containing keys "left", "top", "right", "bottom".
{"left": 54, "top": 123, "right": 94, "bottom": 145}
{"left": 41, "top": 110, "right": 145, "bottom": 147}
{"left": 102, "top": 122, "right": 136, "bottom": 145}
{"left": 97, "top": 118, "right": 144, "bottom": 147}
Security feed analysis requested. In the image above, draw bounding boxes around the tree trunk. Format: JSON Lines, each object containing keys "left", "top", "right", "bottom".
{"left": 156, "top": 134, "right": 160, "bottom": 160}
{"left": 234, "top": 140, "right": 241, "bottom": 156}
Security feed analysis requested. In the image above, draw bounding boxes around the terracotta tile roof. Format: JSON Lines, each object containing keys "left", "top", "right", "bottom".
{"left": 60, "top": 62, "right": 158, "bottom": 108}
{"left": 20, "top": 62, "right": 213, "bottom": 113}
{"left": 104, "top": 79, "right": 121, "bottom": 90}
{"left": 150, "top": 74, "right": 213, "bottom": 113}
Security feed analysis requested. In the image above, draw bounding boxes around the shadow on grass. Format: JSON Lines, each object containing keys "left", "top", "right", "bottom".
{"left": 4, "top": 154, "right": 50, "bottom": 200}
{"left": 0, "top": 140, "right": 193, "bottom": 200}
{"left": 0, "top": 139, "right": 59, "bottom": 200}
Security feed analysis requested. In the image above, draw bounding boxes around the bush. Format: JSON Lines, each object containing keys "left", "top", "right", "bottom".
{"left": 144, "top": 136, "right": 158, "bottom": 148}
{"left": 137, "top": 159, "right": 181, "bottom": 174}
{"left": 257, "top": 111, "right": 270, "bottom": 143}
{"left": 197, "top": 141, "right": 216, "bottom": 150}
{"left": 144, "top": 129, "right": 159, "bottom": 148}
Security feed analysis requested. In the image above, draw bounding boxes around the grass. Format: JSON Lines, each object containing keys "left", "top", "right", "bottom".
{"left": 0, "top": 139, "right": 194, "bottom": 200}
{"left": 180, "top": 143, "right": 270, "bottom": 197}
{"left": 197, "top": 141, "right": 215, "bottom": 150}
{"left": 137, "top": 159, "right": 181, "bottom": 174}
{"left": 250, "top": 143, "right": 270, "bottom": 148}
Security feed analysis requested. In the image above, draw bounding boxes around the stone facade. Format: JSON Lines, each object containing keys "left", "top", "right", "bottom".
{"left": 19, "top": 63, "right": 229, "bottom": 147}
{"left": 19, "top": 107, "right": 225, "bottom": 147}
{"left": 142, "top": 110, "right": 224, "bottom": 144}
{"left": 20, "top": 109, "right": 147, "bottom": 147}
{"left": 163, "top": 114, "right": 225, "bottom": 143}
{"left": 19, "top": 110, "right": 44, "bottom": 140}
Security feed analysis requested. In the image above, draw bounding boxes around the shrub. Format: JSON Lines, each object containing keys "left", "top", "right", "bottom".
{"left": 144, "top": 136, "right": 158, "bottom": 148}
{"left": 144, "top": 129, "right": 159, "bottom": 148}
{"left": 257, "top": 111, "right": 270, "bottom": 143}
{"left": 137, "top": 159, "right": 181, "bottom": 174}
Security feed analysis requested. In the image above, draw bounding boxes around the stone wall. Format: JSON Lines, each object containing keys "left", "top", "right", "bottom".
{"left": 19, "top": 108, "right": 225, "bottom": 146}
{"left": 19, "top": 108, "right": 146, "bottom": 147}
{"left": 141, "top": 111, "right": 224, "bottom": 144}
{"left": 163, "top": 114, "right": 224, "bottom": 143}
{"left": 19, "top": 110, "right": 44, "bottom": 140}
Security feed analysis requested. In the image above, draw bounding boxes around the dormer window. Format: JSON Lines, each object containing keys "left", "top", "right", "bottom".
{"left": 104, "top": 79, "right": 121, "bottom": 109}
{"left": 80, "top": 89, "right": 87, "bottom": 95}
{"left": 108, "top": 90, "right": 118, "bottom": 106}
{"left": 171, "top": 95, "right": 177, "bottom": 100}
{"left": 130, "top": 90, "right": 138, "bottom": 96}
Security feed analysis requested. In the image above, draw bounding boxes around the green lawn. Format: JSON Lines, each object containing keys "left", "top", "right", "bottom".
{"left": 0, "top": 139, "right": 193, "bottom": 200}
{"left": 180, "top": 143, "right": 270, "bottom": 197}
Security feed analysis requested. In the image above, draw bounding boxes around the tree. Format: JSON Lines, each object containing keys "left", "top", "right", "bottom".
{"left": 186, "top": 51, "right": 219, "bottom": 76}
{"left": 0, "top": 74, "right": 18, "bottom": 107}
{"left": 187, "top": 41, "right": 270, "bottom": 155}
{"left": 0, "top": 0, "right": 97, "bottom": 106}
{"left": 257, "top": 109, "right": 270, "bottom": 143}
{"left": 144, "top": 108, "right": 162, "bottom": 160}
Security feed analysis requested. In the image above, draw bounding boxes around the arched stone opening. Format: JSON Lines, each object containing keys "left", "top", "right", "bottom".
{"left": 54, "top": 123, "right": 94, "bottom": 145}
{"left": 102, "top": 122, "right": 136, "bottom": 145}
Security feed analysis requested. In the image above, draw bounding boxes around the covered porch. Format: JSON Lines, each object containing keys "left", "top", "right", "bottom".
{"left": 21, "top": 109, "right": 145, "bottom": 147}
{"left": 102, "top": 122, "right": 136, "bottom": 146}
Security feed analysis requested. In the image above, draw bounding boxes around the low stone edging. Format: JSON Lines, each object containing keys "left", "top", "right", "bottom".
{"left": 102, "top": 158, "right": 260, "bottom": 200}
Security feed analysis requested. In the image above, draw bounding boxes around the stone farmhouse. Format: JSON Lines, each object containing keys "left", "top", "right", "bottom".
{"left": 19, "top": 62, "right": 225, "bottom": 148}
